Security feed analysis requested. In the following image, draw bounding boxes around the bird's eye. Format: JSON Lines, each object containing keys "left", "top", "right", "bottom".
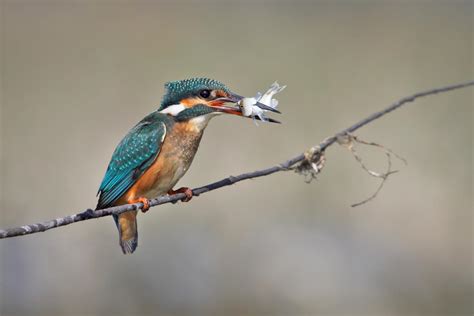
{"left": 199, "top": 89, "right": 211, "bottom": 99}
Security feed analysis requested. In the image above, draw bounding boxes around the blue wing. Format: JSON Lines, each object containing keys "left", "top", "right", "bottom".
{"left": 96, "top": 119, "right": 166, "bottom": 209}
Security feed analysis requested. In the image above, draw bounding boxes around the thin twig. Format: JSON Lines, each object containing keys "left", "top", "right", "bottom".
{"left": 1, "top": 80, "right": 473, "bottom": 239}
{"left": 336, "top": 133, "right": 406, "bottom": 207}
{"left": 350, "top": 151, "right": 398, "bottom": 207}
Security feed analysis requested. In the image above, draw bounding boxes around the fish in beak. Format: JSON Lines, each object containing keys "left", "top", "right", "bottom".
{"left": 210, "top": 93, "right": 281, "bottom": 120}
{"left": 225, "top": 94, "right": 281, "bottom": 114}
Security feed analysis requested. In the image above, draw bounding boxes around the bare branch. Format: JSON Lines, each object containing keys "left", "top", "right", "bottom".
{"left": 1, "top": 80, "right": 473, "bottom": 239}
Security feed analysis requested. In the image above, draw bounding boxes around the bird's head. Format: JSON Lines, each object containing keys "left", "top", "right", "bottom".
{"left": 158, "top": 78, "right": 278, "bottom": 123}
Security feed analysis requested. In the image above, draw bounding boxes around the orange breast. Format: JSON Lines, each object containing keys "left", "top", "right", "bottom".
{"left": 116, "top": 121, "right": 204, "bottom": 204}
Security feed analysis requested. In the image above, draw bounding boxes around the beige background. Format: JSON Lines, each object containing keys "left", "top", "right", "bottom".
{"left": 0, "top": 1, "right": 472, "bottom": 315}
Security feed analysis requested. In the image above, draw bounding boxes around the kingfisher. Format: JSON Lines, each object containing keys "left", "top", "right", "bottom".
{"left": 96, "top": 78, "right": 279, "bottom": 254}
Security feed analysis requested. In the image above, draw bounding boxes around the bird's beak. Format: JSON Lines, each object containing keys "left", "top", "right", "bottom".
{"left": 212, "top": 93, "right": 281, "bottom": 115}
{"left": 208, "top": 93, "right": 242, "bottom": 116}
{"left": 209, "top": 103, "right": 242, "bottom": 116}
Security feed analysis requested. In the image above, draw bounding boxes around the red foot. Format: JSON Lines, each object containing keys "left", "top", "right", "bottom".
{"left": 131, "top": 197, "right": 151, "bottom": 213}
{"left": 168, "top": 187, "right": 193, "bottom": 203}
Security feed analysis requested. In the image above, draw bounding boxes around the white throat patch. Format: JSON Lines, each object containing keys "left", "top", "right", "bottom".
{"left": 188, "top": 113, "right": 216, "bottom": 130}
{"left": 159, "top": 103, "right": 186, "bottom": 116}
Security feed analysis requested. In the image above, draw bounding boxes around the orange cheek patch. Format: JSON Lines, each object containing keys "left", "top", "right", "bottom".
{"left": 181, "top": 97, "right": 203, "bottom": 108}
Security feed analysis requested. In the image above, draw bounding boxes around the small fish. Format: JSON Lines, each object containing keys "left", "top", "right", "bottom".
{"left": 259, "top": 81, "right": 286, "bottom": 108}
{"left": 238, "top": 82, "right": 286, "bottom": 124}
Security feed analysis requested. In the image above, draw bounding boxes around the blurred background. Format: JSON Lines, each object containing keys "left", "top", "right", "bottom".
{"left": 0, "top": 1, "right": 472, "bottom": 315}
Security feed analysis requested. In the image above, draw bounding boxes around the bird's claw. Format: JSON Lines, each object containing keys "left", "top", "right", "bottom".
{"left": 134, "top": 197, "right": 151, "bottom": 213}
{"left": 168, "top": 187, "right": 193, "bottom": 203}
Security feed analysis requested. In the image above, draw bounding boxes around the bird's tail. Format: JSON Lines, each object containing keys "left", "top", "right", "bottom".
{"left": 113, "top": 211, "right": 138, "bottom": 254}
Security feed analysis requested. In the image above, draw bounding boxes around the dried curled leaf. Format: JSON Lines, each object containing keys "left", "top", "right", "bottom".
{"left": 293, "top": 146, "right": 326, "bottom": 183}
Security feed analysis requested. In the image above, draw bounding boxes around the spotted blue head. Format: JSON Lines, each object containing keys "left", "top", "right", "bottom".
{"left": 157, "top": 77, "right": 279, "bottom": 122}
